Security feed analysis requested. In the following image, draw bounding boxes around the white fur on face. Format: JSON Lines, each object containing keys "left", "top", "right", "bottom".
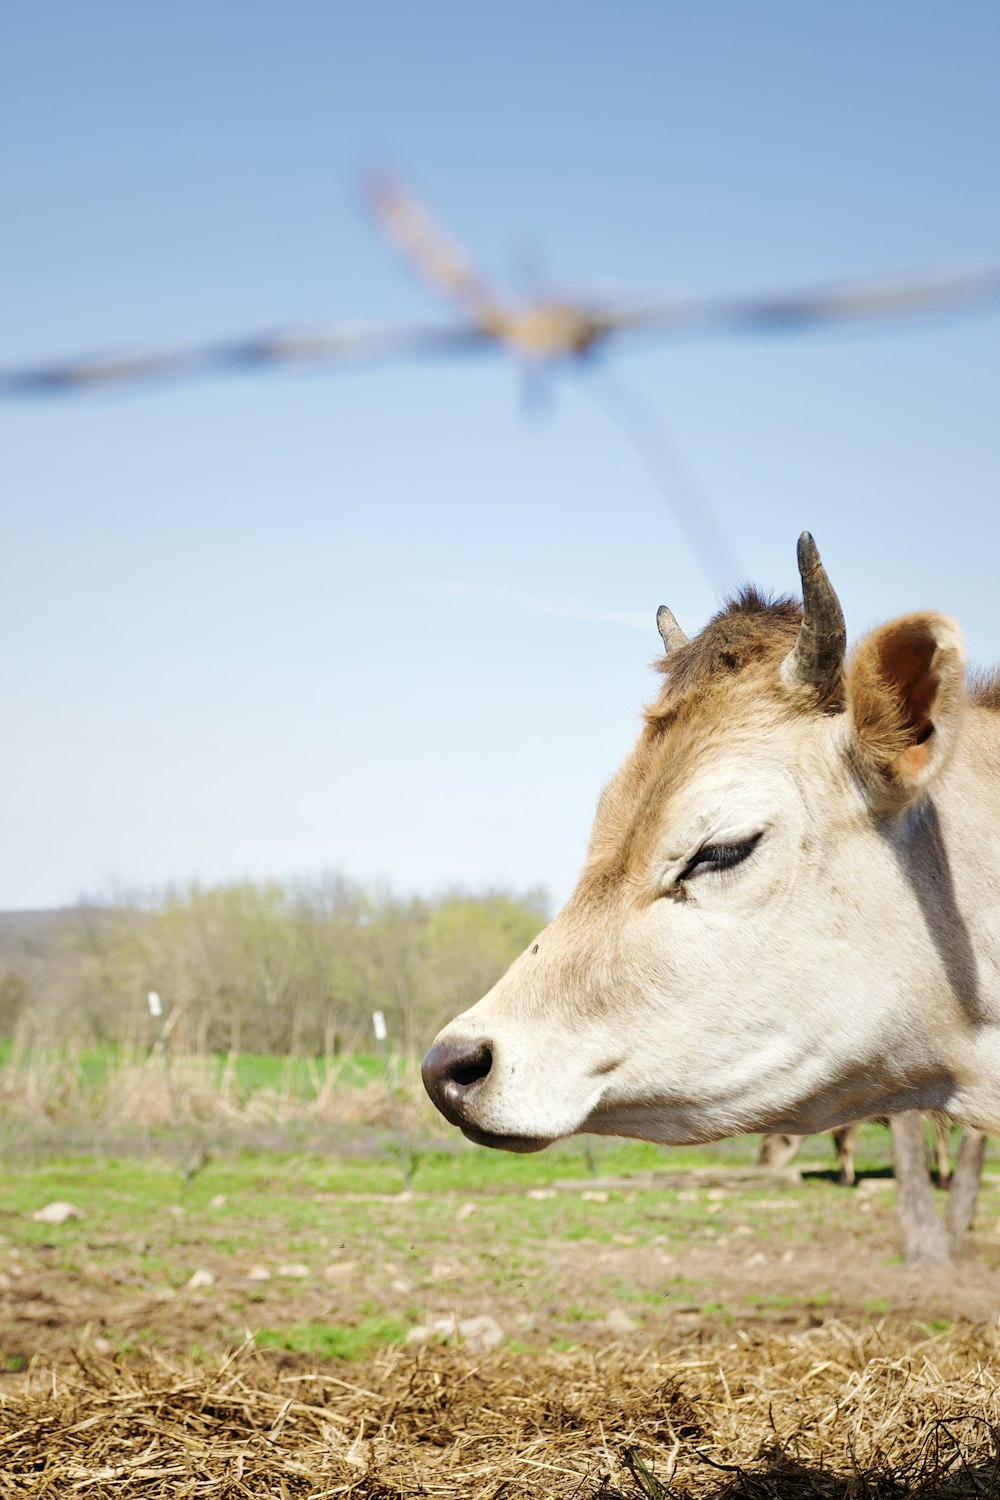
{"left": 430, "top": 701, "right": 1000, "bottom": 1146}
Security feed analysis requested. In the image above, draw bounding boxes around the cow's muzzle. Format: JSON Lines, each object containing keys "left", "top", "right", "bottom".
{"left": 421, "top": 1040, "right": 493, "bottom": 1126}
{"left": 421, "top": 1040, "right": 550, "bottom": 1153}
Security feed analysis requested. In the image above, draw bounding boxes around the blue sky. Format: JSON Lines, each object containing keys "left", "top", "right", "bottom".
{"left": 3, "top": 4, "right": 999, "bottom": 911}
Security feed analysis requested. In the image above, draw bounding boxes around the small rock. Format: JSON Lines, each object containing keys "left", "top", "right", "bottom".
{"left": 209, "top": 1194, "right": 227, "bottom": 1209}
{"left": 604, "top": 1308, "right": 639, "bottom": 1335}
{"left": 458, "top": 1314, "right": 503, "bottom": 1352}
{"left": 31, "top": 1202, "right": 81, "bottom": 1226}
{"left": 745, "top": 1251, "right": 767, "bottom": 1268}
{"left": 406, "top": 1319, "right": 458, "bottom": 1345}
{"left": 185, "top": 1269, "right": 215, "bottom": 1290}
{"left": 582, "top": 1190, "right": 609, "bottom": 1204}
{"left": 391, "top": 1277, "right": 413, "bottom": 1294}
{"left": 322, "top": 1261, "right": 356, "bottom": 1284}
{"left": 526, "top": 1189, "right": 556, "bottom": 1201}
{"left": 246, "top": 1265, "right": 271, "bottom": 1282}
{"left": 455, "top": 1201, "right": 477, "bottom": 1221}
{"left": 277, "top": 1263, "right": 310, "bottom": 1279}
{"left": 92, "top": 1336, "right": 112, "bottom": 1355}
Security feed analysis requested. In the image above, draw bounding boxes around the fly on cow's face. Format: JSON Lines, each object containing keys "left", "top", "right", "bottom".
{"left": 677, "top": 831, "right": 763, "bottom": 885}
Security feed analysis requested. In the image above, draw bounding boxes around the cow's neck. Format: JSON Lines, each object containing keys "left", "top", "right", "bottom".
{"left": 902, "top": 706, "right": 1000, "bottom": 1126}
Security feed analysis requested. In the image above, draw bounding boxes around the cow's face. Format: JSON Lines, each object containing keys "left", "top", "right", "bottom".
{"left": 423, "top": 537, "right": 967, "bottom": 1152}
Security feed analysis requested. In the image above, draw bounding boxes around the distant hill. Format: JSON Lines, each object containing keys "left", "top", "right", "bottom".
{"left": 0, "top": 907, "right": 110, "bottom": 964}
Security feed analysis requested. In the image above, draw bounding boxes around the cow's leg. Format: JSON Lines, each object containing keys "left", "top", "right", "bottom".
{"left": 757, "top": 1133, "right": 803, "bottom": 1170}
{"left": 889, "top": 1112, "right": 951, "bottom": 1267}
{"left": 930, "top": 1114, "right": 953, "bottom": 1188}
{"left": 945, "top": 1129, "right": 987, "bottom": 1253}
{"left": 832, "top": 1124, "right": 857, "bottom": 1186}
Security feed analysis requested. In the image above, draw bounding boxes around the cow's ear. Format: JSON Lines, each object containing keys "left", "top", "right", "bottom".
{"left": 846, "top": 612, "right": 965, "bottom": 812}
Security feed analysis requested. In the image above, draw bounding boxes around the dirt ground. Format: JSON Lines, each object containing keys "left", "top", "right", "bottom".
{"left": 2, "top": 1160, "right": 999, "bottom": 1382}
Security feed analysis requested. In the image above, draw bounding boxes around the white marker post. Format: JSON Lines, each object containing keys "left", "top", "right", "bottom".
{"left": 372, "top": 1010, "right": 412, "bottom": 1184}
{"left": 146, "top": 988, "right": 200, "bottom": 1188}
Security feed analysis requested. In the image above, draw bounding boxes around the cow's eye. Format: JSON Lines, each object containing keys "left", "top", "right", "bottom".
{"left": 679, "top": 833, "right": 761, "bottom": 882}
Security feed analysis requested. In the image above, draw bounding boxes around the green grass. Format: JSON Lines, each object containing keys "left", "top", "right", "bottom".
{"left": 220, "top": 1051, "right": 386, "bottom": 1095}
{"left": 0, "top": 1041, "right": 391, "bottom": 1101}
{"left": 916, "top": 1318, "right": 953, "bottom": 1335}
{"left": 256, "top": 1318, "right": 409, "bottom": 1361}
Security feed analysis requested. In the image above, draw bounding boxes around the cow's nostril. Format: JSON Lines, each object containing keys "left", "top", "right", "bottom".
{"left": 422, "top": 1041, "right": 494, "bottom": 1125}
{"left": 452, "top": 1049, "right": 492, "bottom": 1087}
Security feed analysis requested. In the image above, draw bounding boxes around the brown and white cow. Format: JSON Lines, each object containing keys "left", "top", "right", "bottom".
{"left": 423, "top": 534, "right": 1000, "bottom": 1157}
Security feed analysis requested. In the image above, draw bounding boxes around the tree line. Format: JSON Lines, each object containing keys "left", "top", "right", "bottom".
{"left": 0, "top": 876, "right": 549, "bottom": 1057}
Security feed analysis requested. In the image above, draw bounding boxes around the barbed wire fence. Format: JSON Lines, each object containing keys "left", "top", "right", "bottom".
{"left": 4, "top": 174, "right": 1000, "bottom": 592}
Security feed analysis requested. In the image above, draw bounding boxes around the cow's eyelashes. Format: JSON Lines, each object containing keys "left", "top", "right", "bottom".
{"left": 678, "top": 833, "right": 762, "bottom": 883}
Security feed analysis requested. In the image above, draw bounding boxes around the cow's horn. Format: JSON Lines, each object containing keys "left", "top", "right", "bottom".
{"left": 781, "top": 532, "right": 846, "bottom": 708}
{"left": 656, "top": 605, "right": 688, "bottom": 657}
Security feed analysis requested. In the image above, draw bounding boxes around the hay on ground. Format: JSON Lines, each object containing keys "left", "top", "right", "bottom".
{"left": 1, "top": 1321, "right": 998, "bottom": 1497}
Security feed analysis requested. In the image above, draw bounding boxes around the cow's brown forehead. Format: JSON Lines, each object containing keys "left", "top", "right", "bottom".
{"left": 650, "top": 589, "right": 802, "bottom": 712}
{"left": 584, "top": 691, "right": 745, "bottom": 885}
{"left": 583, "top": 595, "right": 805, "bottom": 889}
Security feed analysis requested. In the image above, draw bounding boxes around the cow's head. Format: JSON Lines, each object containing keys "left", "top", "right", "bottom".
{"left": 423, "top": 535, "right": 967, "bottom": 1150}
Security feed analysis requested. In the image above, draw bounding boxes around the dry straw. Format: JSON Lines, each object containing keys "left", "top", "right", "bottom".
{"left": 1, "top": 1320, "right": 999, "bottom": 1497}
{"left": 0, "top": 1038, "right": 438, "bottom": 1136}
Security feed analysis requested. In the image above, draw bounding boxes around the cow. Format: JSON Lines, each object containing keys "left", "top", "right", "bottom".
{"left": 758, "top": 1116, "right": 959, "bottom": 1188}
{"left": 423, "top": 534, "right": 1000, "bottom": 1173}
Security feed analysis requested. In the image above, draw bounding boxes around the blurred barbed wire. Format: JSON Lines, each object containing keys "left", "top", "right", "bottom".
{"left": 3, "top": 173, "right": 999, "bottom": 400}
{"left": 6, "top": 175, "right": 1000, "bottom": 594}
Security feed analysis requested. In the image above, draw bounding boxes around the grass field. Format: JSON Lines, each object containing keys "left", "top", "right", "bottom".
{"left": 2, "top": 1062, "right": 1000, "bottom": 1494}
{"left": 2, "top": 1126, "right": 999, "bottom": 1373}
{"left": 0, "top": 1039, "right": 389, "bottom": 1102}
